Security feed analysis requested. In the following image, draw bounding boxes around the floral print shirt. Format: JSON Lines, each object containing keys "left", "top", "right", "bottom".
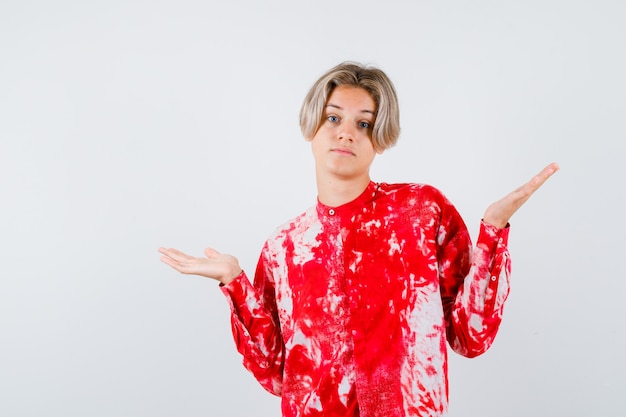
{"left": 221, "top": 181, "right": 511, "bottom": 417}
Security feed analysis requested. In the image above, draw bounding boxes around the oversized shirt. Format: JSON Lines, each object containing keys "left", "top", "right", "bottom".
{"left": 221, "top": 181, "right": 511, "bottom": 417}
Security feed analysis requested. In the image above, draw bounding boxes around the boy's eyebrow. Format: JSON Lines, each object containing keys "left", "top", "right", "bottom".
{"left": 326, "top": 103, "right": 376, "bottom": 116}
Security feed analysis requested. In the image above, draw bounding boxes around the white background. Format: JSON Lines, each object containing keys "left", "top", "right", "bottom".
{"left": 1, "top": 1, "right": 625, "bottom": 416}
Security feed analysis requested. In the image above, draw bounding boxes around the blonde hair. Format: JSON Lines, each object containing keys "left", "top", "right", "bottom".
{"left": 299, "top": 62, "right": 400, "bottom": 151}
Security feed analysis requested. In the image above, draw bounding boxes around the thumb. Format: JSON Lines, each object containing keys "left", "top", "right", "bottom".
{"left": 204, "top": 247, "right": 220, "bottom": 258}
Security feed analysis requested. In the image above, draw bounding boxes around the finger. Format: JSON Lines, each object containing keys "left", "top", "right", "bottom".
{"left": 204, "top": 247, "right": 220, "bottom": 258}
{"left": 161, "top": 253, "right": 203, "bottom": 274}
{"left": 542, "top": 162, "right": 560, "bottom": 175}
{"left": 529, "top": 162, "right": 560, "bottom": 190}
{"left": 158, "top": 247, "right": 192, "bottom": 262}
{"left": 159, "top": 249, "right": 196, "bottom": 271}
{"left": 510, "top": 162, "right": 560, "bottom": 203}
{"left": 160, "top": 254, "right": 183, "bottom": 270}
{"left": 493, "top": 165, "right": 556, "bottom": 213}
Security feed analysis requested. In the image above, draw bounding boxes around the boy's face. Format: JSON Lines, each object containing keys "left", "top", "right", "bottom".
{"left": 310, "top": 85, "right": 381, "bottom": 183}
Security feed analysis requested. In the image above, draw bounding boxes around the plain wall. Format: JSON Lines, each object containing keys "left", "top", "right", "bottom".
{"left": 1, "top": 1, "right": 624, "bottom": 416}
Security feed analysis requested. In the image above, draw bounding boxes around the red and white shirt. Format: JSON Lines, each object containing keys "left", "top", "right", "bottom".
{"left": 221, "top": 181, "right": 511, "bottom": 417}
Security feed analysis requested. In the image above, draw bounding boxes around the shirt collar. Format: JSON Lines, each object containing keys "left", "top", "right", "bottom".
{"left": 316, "top": 181, "right": 379, "bottom": 221}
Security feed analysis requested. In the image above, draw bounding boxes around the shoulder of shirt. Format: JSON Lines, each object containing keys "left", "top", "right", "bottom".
{"left": 263, "top": 205, "right": 317, "bottom": 242}
{"left": 376, "top": 182, "right": 447, "bottom": 201}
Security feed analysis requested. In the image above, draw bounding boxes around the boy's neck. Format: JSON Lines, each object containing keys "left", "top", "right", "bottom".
{"left": 316, "top": 174, "right": 371, "bottom": 208}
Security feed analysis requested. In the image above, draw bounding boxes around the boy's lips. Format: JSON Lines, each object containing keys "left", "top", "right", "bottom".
{"left": 331, "top": 147, "right": 356, "bottom": 156}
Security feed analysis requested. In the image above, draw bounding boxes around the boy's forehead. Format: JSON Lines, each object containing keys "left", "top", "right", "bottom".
{"left": 326, "top": 86, "right": 377, "bottom": 113}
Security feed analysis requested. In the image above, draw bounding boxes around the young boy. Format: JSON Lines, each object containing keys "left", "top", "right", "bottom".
{"left": 159, "top": 62, "right": 558, "bottom": 417}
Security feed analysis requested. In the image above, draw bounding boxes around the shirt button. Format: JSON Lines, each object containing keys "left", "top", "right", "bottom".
{"left": 328, "top": 209, "right": 335, "bottom": 215}
{"left": 491, "top": 276, "right": 497, "bottom": 281}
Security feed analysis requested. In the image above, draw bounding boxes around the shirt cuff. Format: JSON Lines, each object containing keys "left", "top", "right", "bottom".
{"left": 478, "top": 220, "right": 510, "bottom": 250}
{"left": 220, "top": 271, "right": 255, "bottom": 316}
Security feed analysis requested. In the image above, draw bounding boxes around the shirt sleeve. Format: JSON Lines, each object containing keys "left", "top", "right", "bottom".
{"left": 220, "top": 249, "right": 285, "bottom": 395}
{"left": 437, "top": 200, "right": 512, "bottom": 358}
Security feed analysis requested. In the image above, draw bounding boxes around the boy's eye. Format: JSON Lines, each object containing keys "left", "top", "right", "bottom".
{"left": 327, "top": 115, "right": 339, "bottom": 123}
{"left": 358, "top": 121, "right": 371, "bottom": 129}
